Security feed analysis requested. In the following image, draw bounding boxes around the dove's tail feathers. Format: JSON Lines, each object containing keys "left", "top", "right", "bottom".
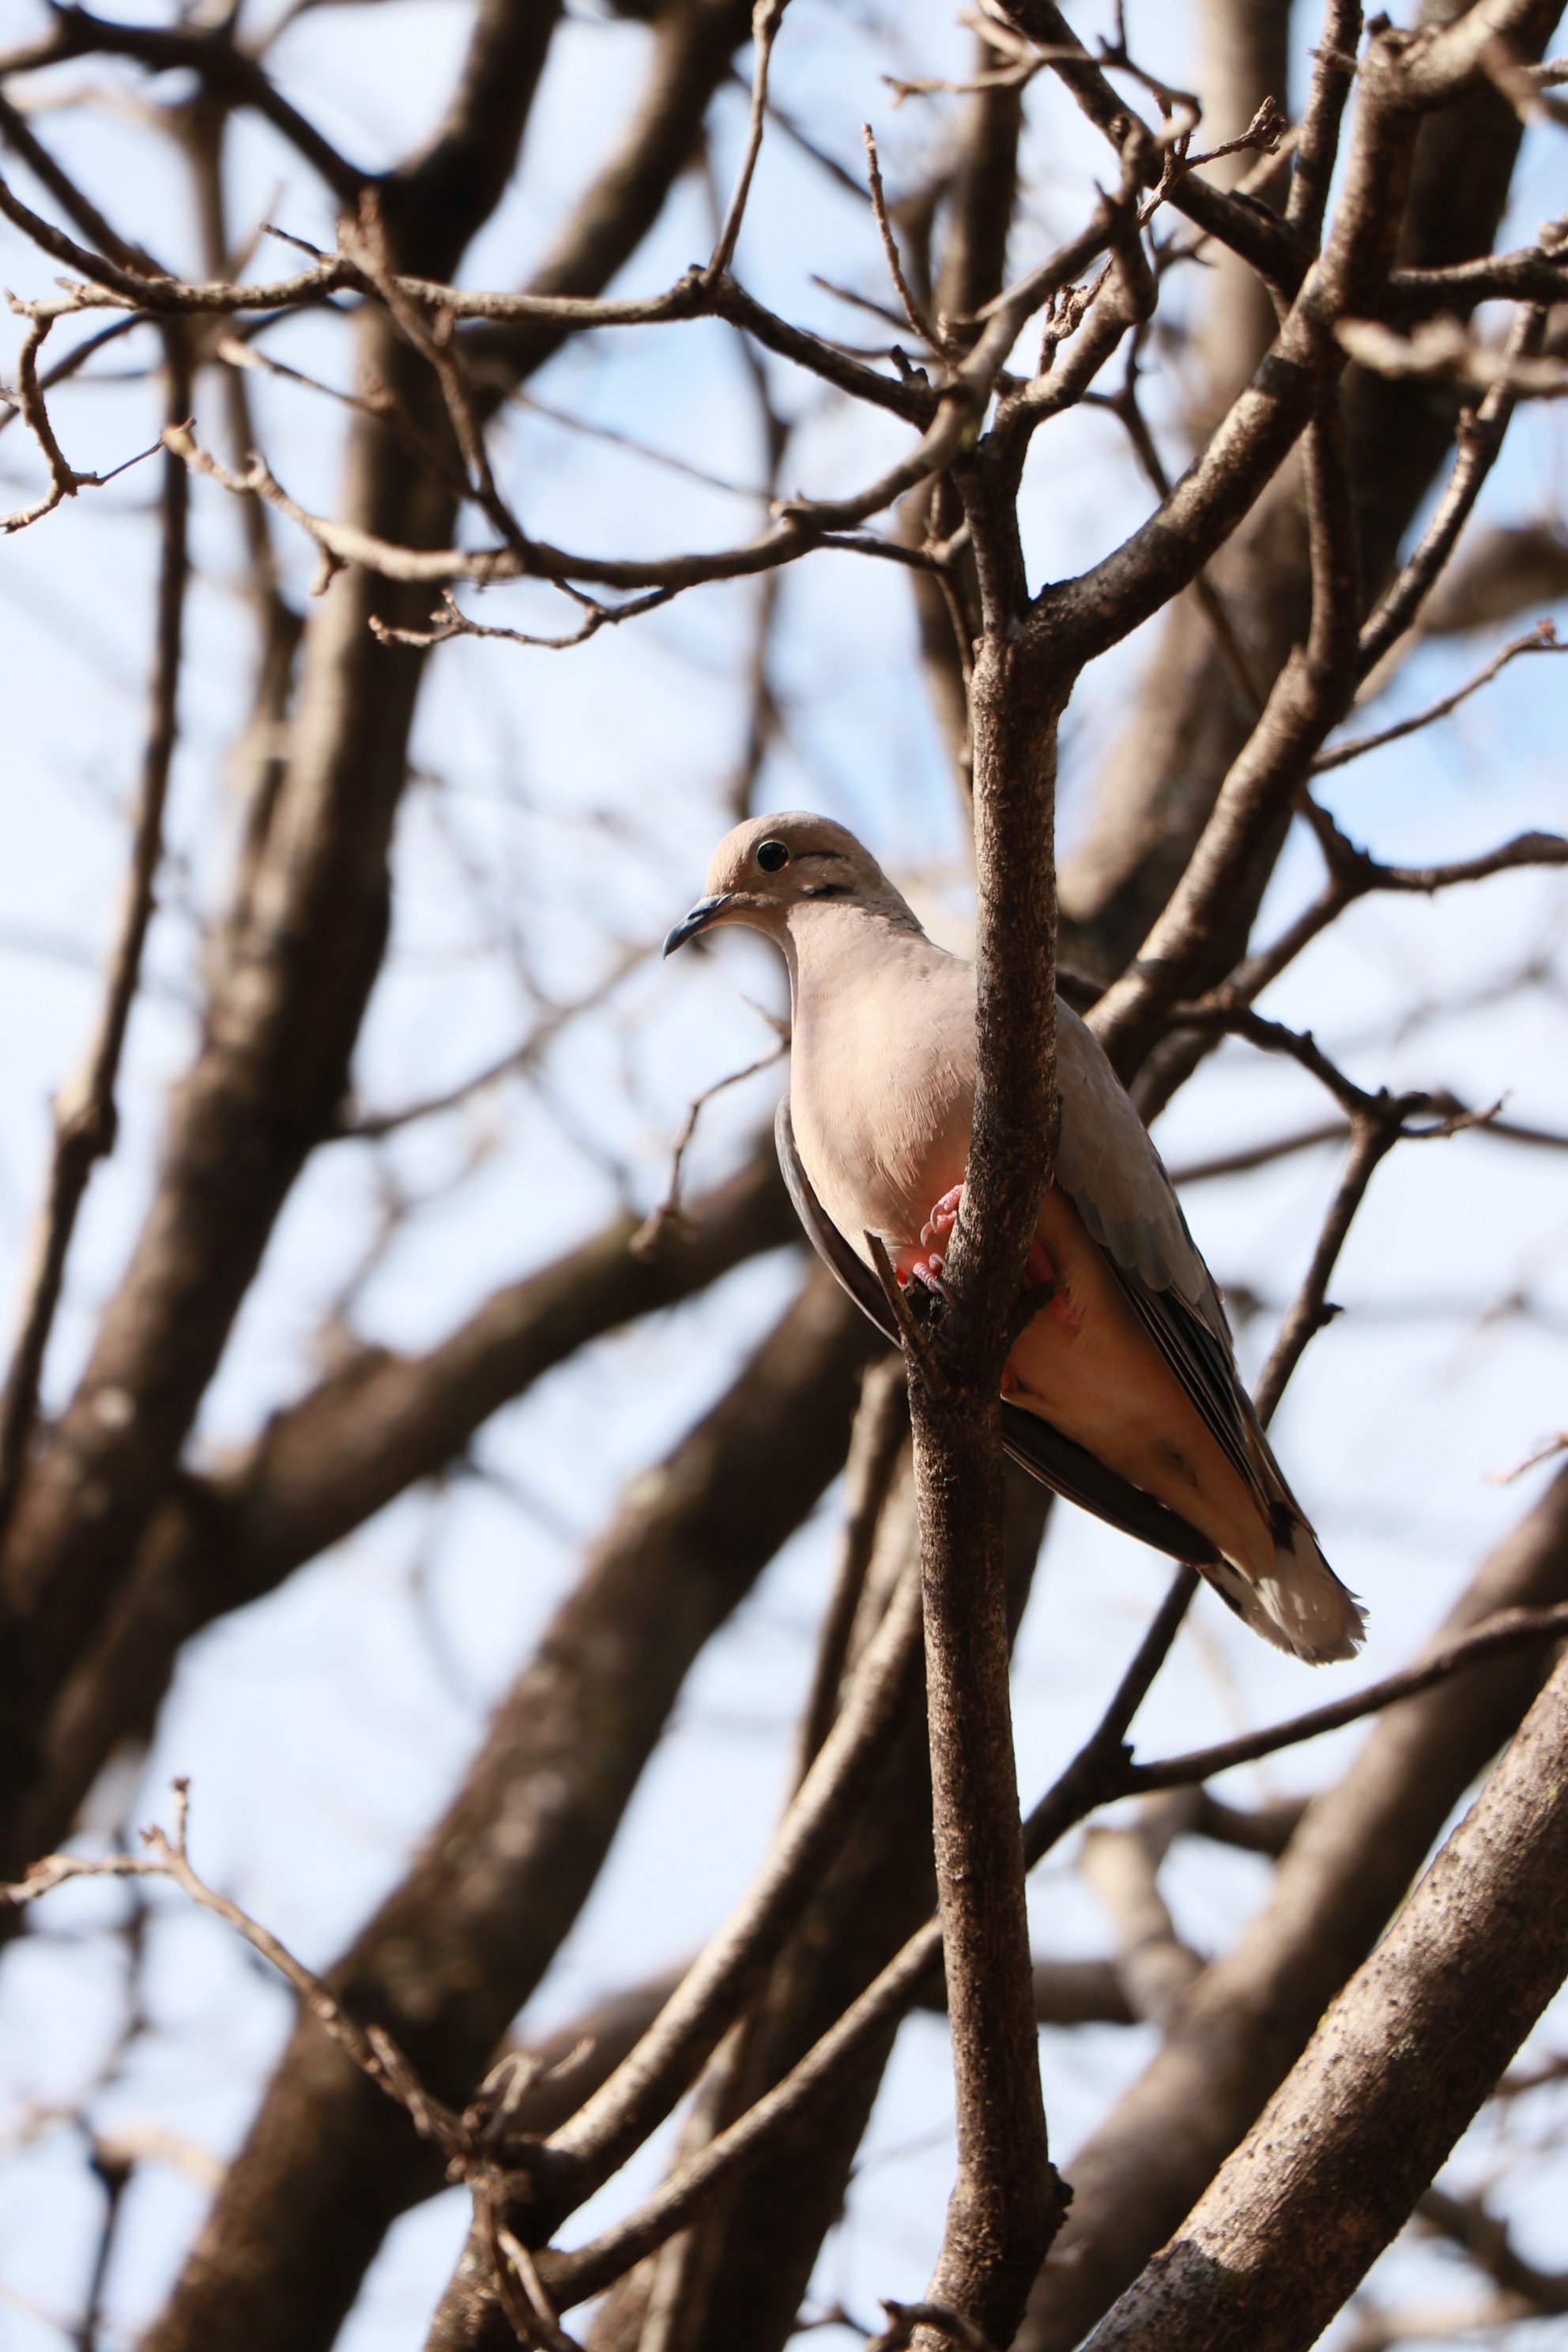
{"left": 1201, "top": 1522, "right": 1366, "bottom": 1663}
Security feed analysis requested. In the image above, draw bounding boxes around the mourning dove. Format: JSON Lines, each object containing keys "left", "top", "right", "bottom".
{"left": 665, "top": 812, "right": 1364, "bottom": 1664}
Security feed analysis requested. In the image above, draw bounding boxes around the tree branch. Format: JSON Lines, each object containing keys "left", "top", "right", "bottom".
{"left": 1314, "top": 617, "right": 1563, "bottom": 771}
{"left": 20, "top": 1141, "right": 797, "bottom": 1877}
{"left": 1355, "top": 301, "right": 1547, "bottom": 677}
{"left": 1079, "top": 1639, "right": 1568, "bottom": 2351}
{"left": 0, "top": 3, "right": 368, "bottom": 202}
{"left": 1089, "top": 391, "right": 1361, "bottom": 1076}
{"left": 0, "top": 332, "right": 190, "bottom": 1544}
{"left": 1016, "top": 1461, "right": 1568, "bottom": 2352}
{"left": 141, "top": 1268, "right": 876, "bottom": 2352}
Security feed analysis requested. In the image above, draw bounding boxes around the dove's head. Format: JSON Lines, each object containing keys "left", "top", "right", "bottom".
{"left": 662, "top": 812, "right": 917, "bottom": 958}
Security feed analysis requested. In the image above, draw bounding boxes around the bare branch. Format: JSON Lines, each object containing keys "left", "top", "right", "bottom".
{"left": 1314, "top": 618, "right": 1564, "bottom": 771}
{"left": 795, "top": 1359, "right": 909, "bottom": 1777}
{"left": 1357, "top": 303, "right": 1547, "bottom": 679}
{"left": 861, "top": 123, "right": 950, "bottom": 354}
{"left": 1336, "top": 311, "right": 1568, "bottom": 394}
{"left": 709, "top": 0, "right": 789, "bottom": 277}
{"left": 2, "top": 1780, "right": 459, "bottom": 2146}
{"left": 1080, "top": 1637, "right": 1568, "bottom": 2351}
{"left": 1251, "top": 1115, "right": 1399, "bottom": 1424}
{"left": 0, "top": 335, "right": 190, "bottom": 1540}
{"left": 1223, "top": 816, "right": 1568, "bottom": 1008}
{"left": 543, "top": 1547, "right": 924, "bottom": 2197}
{"left": 1130, "top": 1604, "right": 1568, "bottom": 1795}
{"left": 630, "top": 1039, "right": 789, "bottom": 1260}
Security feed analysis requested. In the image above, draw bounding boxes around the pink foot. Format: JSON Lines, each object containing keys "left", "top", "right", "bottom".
{"left": 898, "top": 1182, "right": 965, "bottom": 1297}
{"left": 920, "top": 1184, "right": 965, "bottom": 1255}
{"left": 888, "top": 1243, "right": 949, "bottom": 1297}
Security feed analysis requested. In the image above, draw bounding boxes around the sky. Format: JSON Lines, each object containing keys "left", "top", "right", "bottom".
{"left": 0, "top": 0, "right": 1566, "bottom": 2345}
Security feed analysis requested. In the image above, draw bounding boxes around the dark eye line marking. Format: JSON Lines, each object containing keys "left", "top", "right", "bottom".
{"left": 794, "top": 849, "right": 846, "bottom": 864}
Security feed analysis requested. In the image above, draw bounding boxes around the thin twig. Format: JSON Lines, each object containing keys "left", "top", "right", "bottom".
{"left": 163, "top": 427, "right": 944, "bottom": 601}
{"left": 1251, "top": 1115, "right": 1392, "bottom": 1424}
{"left": 709, "top": 0, "right": 790, "bottom": 276}
{"left": 1085, "top": 329, "right": 1264, "bottom": 714}
{"left": 1, "top": 1780, "right": 468, "bottom": 2151}
{"left": 1128, "top": 1604, "right": 1568, "bottom": 1792}
{"left": 2, "top": 312, "right": 117, "bottom": 533}
{"left": 0, "top": 314, "right": 145, "bottom": 443}
{"left": 370, "top": 582, "right": 678, "bottom": 654}
{"left": 1314, "top": 620, "right": 1562, "bottom": 772}
{"left": 861, "top": 124, "right": 951, "bottom": 354}
{"left": 1357, "top": 305, "right": 1547, "bottom": 679}
{"left": 1490, "top": 1432, "right": 1568, "bottom": 1485}
{"left": 1167, "top": 1121, "right": 1353, "bottom": 1184}
{"left": 337, "top": 945, "right": 649, "bottom": 1140}
{"left": 630, "top": 1039, "right": 790, "bottom": 1259}
{"left": 1221, "top": 820, "right": 1568, "bottom": 1009}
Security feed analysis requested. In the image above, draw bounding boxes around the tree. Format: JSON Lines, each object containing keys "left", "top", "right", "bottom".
{"left": 1, "top": 0, "right": 1567, "bottom": 2346}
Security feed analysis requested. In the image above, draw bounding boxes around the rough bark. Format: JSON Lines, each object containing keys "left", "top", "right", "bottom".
{"left": 1082, "top": 1636, "right": 1568, "bottom": 2352}
{"left": 1016, "top": 1463, "right": 1568, "bottom": 2352}
{"left": 140, "top": 1268, "right": 876, "bottom": 2352}
{"left": 590, "top": 1464, "right": 1053, "bottom": 2352}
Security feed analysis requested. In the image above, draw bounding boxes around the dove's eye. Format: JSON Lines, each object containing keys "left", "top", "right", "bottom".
{"left": 756, "top": 839, "right": 790, "bottom": 873}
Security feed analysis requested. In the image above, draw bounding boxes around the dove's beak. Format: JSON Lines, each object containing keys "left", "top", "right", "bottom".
{"left": 662, "top": 894, "right": 732, "bottom": 958}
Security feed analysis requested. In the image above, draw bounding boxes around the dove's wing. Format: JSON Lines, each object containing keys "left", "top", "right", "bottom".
{"left": 1055, "top": 1007, "right": 1272, "bottom": 1524}
{"left": 774, "top": 1097, "right": 1219, "bottom": 1565}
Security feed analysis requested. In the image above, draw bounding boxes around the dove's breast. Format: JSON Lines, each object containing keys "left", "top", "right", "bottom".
{"left": 787, "top": 919, "right": 976, "bottom": 1265}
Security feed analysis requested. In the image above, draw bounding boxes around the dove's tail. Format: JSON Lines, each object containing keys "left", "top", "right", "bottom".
{"left": 1204, "top": 1419, "right": 1366, "bottom": 1664}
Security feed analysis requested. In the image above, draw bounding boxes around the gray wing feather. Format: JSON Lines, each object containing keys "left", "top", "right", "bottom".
{"left": 1057, "top": 1006, "right": 1268, "bottom": 1516}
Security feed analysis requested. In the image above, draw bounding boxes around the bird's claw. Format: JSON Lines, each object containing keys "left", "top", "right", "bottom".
{"left": 919, "top": 1184, "right": 965, "bottom": 1253}
{"left": 906, "top": 1255, "right": 950, "bottom": 1299}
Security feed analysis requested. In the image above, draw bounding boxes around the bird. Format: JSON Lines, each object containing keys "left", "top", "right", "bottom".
{"left": 664, "top": 811, "right": 1364, "bottom": 1664}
